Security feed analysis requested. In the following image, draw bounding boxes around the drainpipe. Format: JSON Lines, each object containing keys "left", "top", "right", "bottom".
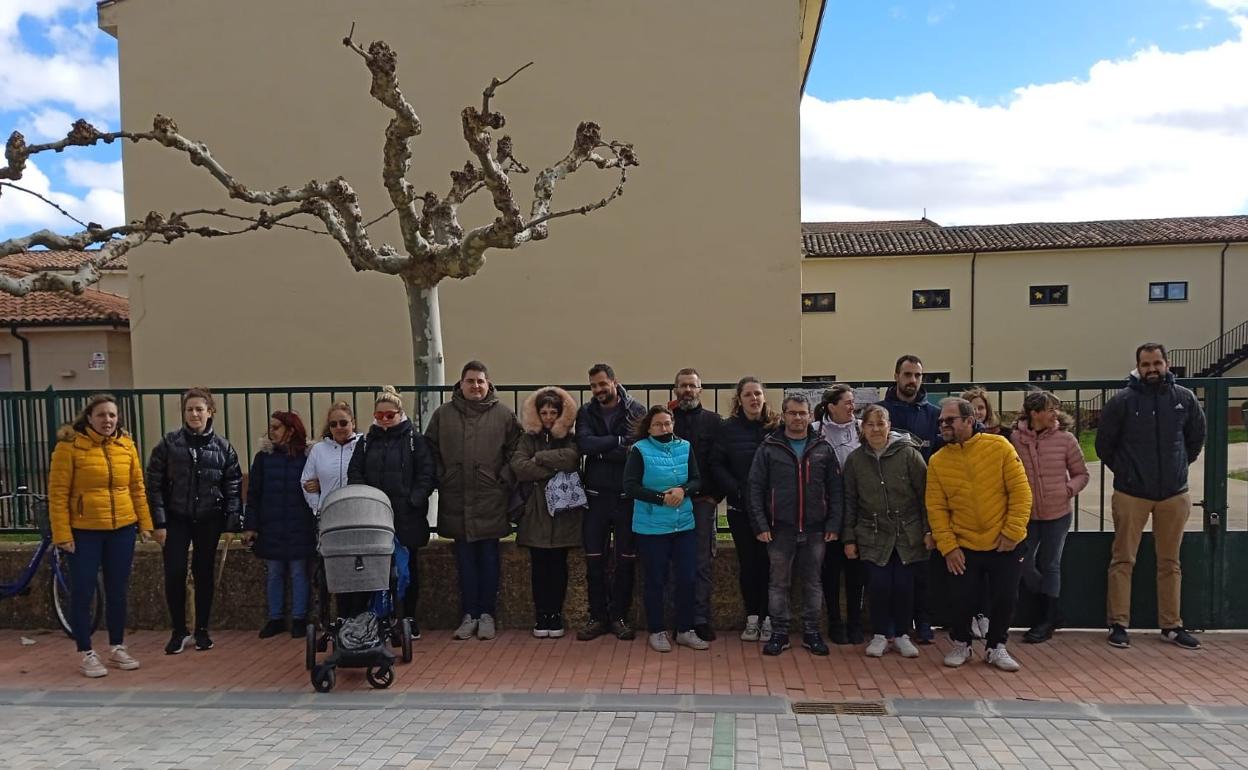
{"left": 1219, "top": 242, "right": 1229, "bottom": 363}
{"left": 9, "top": 327, "right": 32, "bottom": 390}
{"left": 969, "top": 251, "right": 977, "bottom": 380}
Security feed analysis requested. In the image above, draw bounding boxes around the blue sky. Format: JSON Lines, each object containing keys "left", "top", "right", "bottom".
{"left": 1, "top": 0, "right": 1247, "bottom": 240}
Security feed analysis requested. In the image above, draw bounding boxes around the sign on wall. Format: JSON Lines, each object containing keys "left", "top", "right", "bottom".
{"left": 88, "top": 352, "right": 107, "bottom": 371}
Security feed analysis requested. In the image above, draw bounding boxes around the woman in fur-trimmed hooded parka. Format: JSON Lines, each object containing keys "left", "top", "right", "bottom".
{"left": 509, "top": 386, "right": 584, "bottom": 638}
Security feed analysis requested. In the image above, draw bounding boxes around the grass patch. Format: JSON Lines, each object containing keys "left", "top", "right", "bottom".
{"left": 1231, "top": 469, "right": 1248, "bottom": 483}
{"left": 1077, "top": 426, "right": 1246, "bottom": 464}
{"left": 0, "top": 533, "right": 41, "bottom": 543}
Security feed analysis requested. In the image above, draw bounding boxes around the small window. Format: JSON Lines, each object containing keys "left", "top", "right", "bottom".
{"left": 923, "top": 372, "right": 951, "bottom": 384}
{"left": 801, "top": 375, "right": 836, "bottom": 383}
{"left": 1149, "top": 281, "right": 1187, "bottom": 302}
{"left": 1030, "top": 285, "right": 1068, "bottom": 306}
{"left": 801, "top": 292, "right": 836, "bottom": 313}
{"left": 1029, "top": 369, "right": 1068, "bottom": 382}
{"left": 912, "top": 289, "right": 950, "bottom": 310}
{"left": 1170, "top": 365, "right": 1187, "bottom": 378}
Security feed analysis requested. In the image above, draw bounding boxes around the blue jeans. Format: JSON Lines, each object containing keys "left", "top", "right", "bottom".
{"left": 865, "top": 551, "right": 915, "bottom": 638}
{"left": 70, "top": 526, "right": 136, "bottom": 652}
{"left": 636, "top": 529, "right": 697, "bottom": 633}
{"left": 265, "top": 559, "right": 310, "bottom": 619}
{"left": 454, "top": 539, "right": 500, "bottom": 618}
{"left": 1023, "top": 514, "right": 1071, "bottom": 598}
{"left": 766, "top": 530, "right": 825, "bottom": 636}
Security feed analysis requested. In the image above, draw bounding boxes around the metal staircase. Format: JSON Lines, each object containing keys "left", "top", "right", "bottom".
{"left": 1169, "top": 319, "right": 1248, "bottom": 377}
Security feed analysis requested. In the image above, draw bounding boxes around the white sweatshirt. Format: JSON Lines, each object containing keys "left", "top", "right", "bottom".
{"left": 301, "top": 433, "right": 362, "bottom": 512}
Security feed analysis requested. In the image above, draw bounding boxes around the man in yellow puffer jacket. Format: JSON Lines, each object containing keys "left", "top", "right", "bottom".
{"left": 926, "top": 397, "right": 1032, "bottom": 673}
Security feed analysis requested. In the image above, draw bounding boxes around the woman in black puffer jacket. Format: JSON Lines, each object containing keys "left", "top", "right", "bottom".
{"left": 348, "top": 386, "right": 437, "bottom": 628}
{"left": 147, "top": 387, "right": 243, "bottom": 656}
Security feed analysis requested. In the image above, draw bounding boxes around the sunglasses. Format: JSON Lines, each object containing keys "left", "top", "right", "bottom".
{"left": 937, "top": 416, "right": 962, "bottom": 426}
{"left": 328, "top": 419, "right": 352, "bottom": 429}
{"left": 374, "top": 411, "right": 400, "bottom": 421}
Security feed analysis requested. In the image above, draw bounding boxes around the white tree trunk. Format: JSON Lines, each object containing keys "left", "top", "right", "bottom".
{"left": 404, "top": 278, "right": 445, "bottom": 429}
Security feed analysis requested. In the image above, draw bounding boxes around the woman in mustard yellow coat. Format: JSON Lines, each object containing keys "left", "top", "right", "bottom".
{"left": 48, "top": 393, "right": 160, "bottom": 678}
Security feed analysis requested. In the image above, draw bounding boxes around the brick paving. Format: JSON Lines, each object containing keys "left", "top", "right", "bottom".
{"left": 3, "top": 628, "right": 1247, "bottom": 706}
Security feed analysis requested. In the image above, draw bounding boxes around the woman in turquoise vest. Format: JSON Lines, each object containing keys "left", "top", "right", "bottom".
{"left": 623, "top": 405, "right": 709, "bottom": 653}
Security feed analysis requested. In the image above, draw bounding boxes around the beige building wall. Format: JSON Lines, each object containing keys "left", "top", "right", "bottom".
{"left": 103, "top": 0, "right": 803, "bottom": 388}
{"left": 0, "top": 328, "right": 133, "bottom": 391}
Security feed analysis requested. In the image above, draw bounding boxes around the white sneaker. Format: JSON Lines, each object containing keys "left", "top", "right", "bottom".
{"left": 649, "top": 631, "right": 672, "bottom": 653}
{"left": 477, "top": 614, "right": 497, "bottom": 640}
{"left": 894, "top": 634, "right": 920, "bottom": 658}
{"left": 108, "top": 645, "right": 140, "bottom": 670}
{"left": 943, "top": 641, "right": 973, "bottom": 668}
{"left": 972, "top": 614, "right": 989, "bottom": 640}
{"left": 740, "top": 615, "right": 761, "bottom": 642}
{"left": 760, "top": 617, "right": 773, "bottom": 642}
{"left": 80, "top": 650, "right": 108, "bottom": 678}
{"left": 864, "top": 634, "right": 889, "bottom": 657}
{"left": 986, "top": 644, "right": 1021, "bottom": 672}
{"left": 675, "top": 630, "right": 710, "bottom": 650}
{"left": 452, "top": 614, "right": 478, "bottom": 640}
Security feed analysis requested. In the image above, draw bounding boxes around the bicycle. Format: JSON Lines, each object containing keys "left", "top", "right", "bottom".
{"left": 0, "top": 486, "right": 102, "bottom": 637}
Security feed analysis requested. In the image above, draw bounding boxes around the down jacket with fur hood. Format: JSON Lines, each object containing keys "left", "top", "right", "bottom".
{"left": 48, "top": 425, "right": 154, "bottom": 544}
{"left": 1010, "top": 417, "right": 1090, "bottom": 521}
{"left": 509, "top": 387, "right": 584, "bottom": 549}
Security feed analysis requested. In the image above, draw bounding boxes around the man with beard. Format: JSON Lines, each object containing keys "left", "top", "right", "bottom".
{"left": 670, "top": 368, "right": 724, "bottom": 642}
{"left": 882, "top": 354, "right": 943, "bottom": 643}
{"left": 1097, "top": 343, "right": 1206, "bottom": 651}
{"left": 575, "top": 364, "right": 647, "bottom": 641}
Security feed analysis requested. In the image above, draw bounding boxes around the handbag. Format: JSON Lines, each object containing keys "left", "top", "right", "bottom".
{"left": 544, "top": 470, "right": 588, "bottom": 515}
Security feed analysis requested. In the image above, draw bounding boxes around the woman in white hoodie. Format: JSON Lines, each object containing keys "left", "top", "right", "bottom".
{"left": 814, "top": 384, "right": 866, "bottom": 645}
{"left": 301, "top": 401, "right": 362, "bottom": 513}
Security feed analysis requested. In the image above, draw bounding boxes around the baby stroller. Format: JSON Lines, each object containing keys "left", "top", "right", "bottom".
{"left": 306, "top": 484, "right": 414, "bottom": 693}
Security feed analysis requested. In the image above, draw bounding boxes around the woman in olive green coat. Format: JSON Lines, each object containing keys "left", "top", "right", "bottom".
{"left": 510, "top": 386, "right": 584, "bottom": 638}
{"left": 842, "top": 404, "right": 933, "bottom": 659}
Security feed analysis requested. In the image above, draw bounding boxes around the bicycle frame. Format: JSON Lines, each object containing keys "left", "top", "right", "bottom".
{"left": 0, "top": 536, "right": 53, "bottom": 599}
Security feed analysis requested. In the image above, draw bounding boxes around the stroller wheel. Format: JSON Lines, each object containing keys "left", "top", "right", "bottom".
{"left": 400, "top": 618, "right": 413, "bottom": 664}
{"left": 366, "top": 665, "right": 395, "bottom": 689}
{"left": 311, "top": 664, "right": 336, "bottom": 693}
{"left": 305, "top": 623, "right": 318, "bottom": 671}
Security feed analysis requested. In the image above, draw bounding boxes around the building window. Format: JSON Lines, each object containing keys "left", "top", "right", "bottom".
{"left": 1030, "top": 285, "right": 1068, "bottom": 305}
{"left": 1148, "top": 281, "right": 1187, "bottom": 302}
{"left": 801, "top": 375, "right": 836, "bottom": 383}
{"left": 912, "top": 289, "right": 950, "bottom": 310}
{"left": 1029, "top": 369, "right": 1068, "bottom": 382}
{"left": 801, "top": 292, "right": 836, "bottom": 313}
{"left": 923, "top": 372, "right": 951, "bottom": 384}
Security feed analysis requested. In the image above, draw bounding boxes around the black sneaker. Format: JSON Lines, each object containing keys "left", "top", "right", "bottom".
{"left": 846, "top": 624, "right": 865, "bottom": 645}
{"left": 762, "top": 632, "right": 791, "bottom": 656}
{"left": 1107, "top": 623, "right": 1130, "bottom": 648}
{"left": 827, "top": 623, "right": 850, "bottom": 645}
{"left": 194, "top": 629, "right": 214, "bottom": 651}
{"left": 914, "top": 623, "right": 935, "bottom": 645}
{"left": 164, "top": 630, "right": 192, "bottom": 655}
{"left": 258, "top": 619, "right": 286, "bottom": 639}
{"left": 576, "top": 618, "right": 611, "bottom": 641}
{"left": 1161, "top": 626, "right": 1201, "bottom": 650}
{"left": 548, "top": 614, "right": 566, "bottom": 639}
{"left": 693, "top": 623, "right": 717, "bottom": 642}
{"left": 802, "top": 631, "right": 830, "bottom": 656}
{"left": 290, "top": 618, "right": 307, "bottom": 639}
{"left": 611, "top": 618, "right": 636, "bottom": 641}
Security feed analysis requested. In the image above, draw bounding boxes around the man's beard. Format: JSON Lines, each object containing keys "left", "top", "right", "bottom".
{"left": 594, "top": 389, "right": 614, "bottom": 403}
{"left": 678, "top": 396, "right": 699, "bottom": 409}
{"left": 899, "top": 383, "right": 918, "bottom": 397}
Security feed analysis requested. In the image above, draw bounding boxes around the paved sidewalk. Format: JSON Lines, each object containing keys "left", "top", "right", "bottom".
{"left": 3, "top": 628, "right": 1246, "bottom": 706}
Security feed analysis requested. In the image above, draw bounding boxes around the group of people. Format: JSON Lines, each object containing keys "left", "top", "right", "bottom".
{"left": 45, "top": 344, "right": 1207, "bottom": 678}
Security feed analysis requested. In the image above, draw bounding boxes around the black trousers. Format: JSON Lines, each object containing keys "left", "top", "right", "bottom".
{"left": 162, "top": 516, "right": 224, "bottom": 632}
{"left": 949, "top": 546, "right": 1026, "bottom": 648}
{"left": 822, "top": 543, "right": 866, "bottom": 632}
{"left": 583, "top": 493, "right": 636, "bottom": 621}
{"left": 726, "top": 507, "right": 769, "bottom": 618}
{"left": 529, "top": 546, "right": 570, "bottom": 617}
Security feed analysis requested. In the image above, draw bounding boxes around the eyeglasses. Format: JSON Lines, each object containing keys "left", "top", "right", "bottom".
{"left": 937, "top": 416, "right": 963, "bottom": 426}
{"left": 374, "top": 411, "right": 400, "bottom": 421}
{"left": 328, "top": 419, "right": 352, "bottom": 429}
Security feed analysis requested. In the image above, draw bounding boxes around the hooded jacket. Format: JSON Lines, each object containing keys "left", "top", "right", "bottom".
{"left": 576, "top": 385, "right": 645, "bottom": 496}
{"left": 882, "top": 385, "right": 943, "bottom": 460}
{"left": 815, "top": 417, "right": 861, "bottom": 469}
{"left": 841, "top": 431, "right": 929, "bottom": 566}
{"left": 347, "top": 419, "right": 436, "bottom": 548}
{"left": 48, "top": 425, "right": 154, "bottom": 544}
{"left": 302, "top": 432, "right": 362, "bottom": 512}
{"left": 510, "top": 387, "right": 584, "bottom": 549}
{"left": 1011, "top": 417, "right": 1090, "bottom": 520}
{"left": 145, "top": 421, "right": 243, "bottom": 528}
{"left": 1095, "top": 370, "right": 1206, "bottom": 502}
{"left": 709, "top": 412, "right": 773, "bottom": 512}
{"left": 746, "top": 426, "right": 844, "bottom": 536}
{"left": 669, "top": 399, "right": 723, "bottom": 500}
{"left": 243, "top": 439, "right": 316, "bottom": 561}
{"left": 425, "top": 383, "right": 522, "bottom": 541}
{"left": 926, "top": 431, "right": 1032, "bottom": 555}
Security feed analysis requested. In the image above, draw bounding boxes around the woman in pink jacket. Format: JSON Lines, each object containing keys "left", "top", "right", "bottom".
{"left": 1011, "top": 390, "right": 1090, "bottom": 643}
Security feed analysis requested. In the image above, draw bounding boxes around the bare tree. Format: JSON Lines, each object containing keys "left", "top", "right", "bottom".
{"left": 0, "top": 29, "right": 638, "bottom": 417}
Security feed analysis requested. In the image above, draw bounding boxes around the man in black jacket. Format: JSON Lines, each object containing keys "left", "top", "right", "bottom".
{"left": 748, "top": 392, "right": 843, "bottom": 657}
{"left": 1097, "top": 343, "right": 1206, "bottom": 650}
{"left": 575, "top": 364, "right": 646, "bottom": 641}
{"left": 671, "top": 367, "right": 723, "bottom": 642}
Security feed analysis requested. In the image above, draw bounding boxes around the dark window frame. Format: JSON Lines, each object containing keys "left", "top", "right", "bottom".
{"left": 912, "top": 289, "right": 951, "bottom": 310}
{"left": 801, "top": 375, "right": 837, "bottom": 383}
{"left": 801, "top": 292, "right": 837, "bottom": 313}
{"left": 1148, "top": 281, "right": 1188, "bottom": 302}
{"left": 1029, "top": 369, "right": 1068, "bottom": 382}
{"left": 922, "top": 372, "right": 952, "bottom": 384}
{"left": 1029, "top": 284, "right": 1069, "bottom": 306}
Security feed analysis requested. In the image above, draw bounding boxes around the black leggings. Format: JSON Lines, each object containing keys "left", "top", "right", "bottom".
{"left": 726, "top": 507, "right": 769, "bottom": 618}
{"left": 162, "top": 516, "right": 224, "bottom": 633}
{"left": 529, "top": 547, "right": 570, "bottom": 617}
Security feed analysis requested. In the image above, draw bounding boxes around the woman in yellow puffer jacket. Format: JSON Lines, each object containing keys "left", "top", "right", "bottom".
{"left": 48, "top": 393, "right": 160, "bottom": 679}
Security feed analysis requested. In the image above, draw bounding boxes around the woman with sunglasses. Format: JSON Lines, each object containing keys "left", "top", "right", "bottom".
{"left": 348, "top": 386, "right": 436, "bottom": 633}
{"left": 301, "top": 401, "right": 362, "bottom": 514}
{"left": 242, "top": 411, "right": 315, "bottom": 639}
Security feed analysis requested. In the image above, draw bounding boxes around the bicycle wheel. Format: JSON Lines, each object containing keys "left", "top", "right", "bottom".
{"left": 49, "top": 549, "right": 104, "bottom": 639}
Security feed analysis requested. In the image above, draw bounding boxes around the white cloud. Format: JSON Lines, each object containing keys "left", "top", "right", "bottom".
{"left": 16, "top": 107, "right": 75, "bottom": 141}
{"left": 0, "top": 159, "right": 125, "bottom": 233}
{"left": 1206, "top": 0, "right": 1248, "bottom": 12}
{"left": 0, "top": 1, "right": 119, "bottom": 114}
{"left": 801, "top": 20, "right": 1248, "bottom": 224}
{"left": 63, "top": 159, "right": 123, "bottom": 193}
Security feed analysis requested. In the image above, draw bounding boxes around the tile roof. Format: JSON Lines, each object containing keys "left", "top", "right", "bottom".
{"left": 802, "top": 219, "right": 940, "bottom": 234}
{"left": 0, "top": 271, "right": 129, "bottom": 326}
{"left": 802, "top": 215, "right": 1248, "bottom": 258}
{"left": 0, "top": 250, "right": 127, "bottom": 272}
